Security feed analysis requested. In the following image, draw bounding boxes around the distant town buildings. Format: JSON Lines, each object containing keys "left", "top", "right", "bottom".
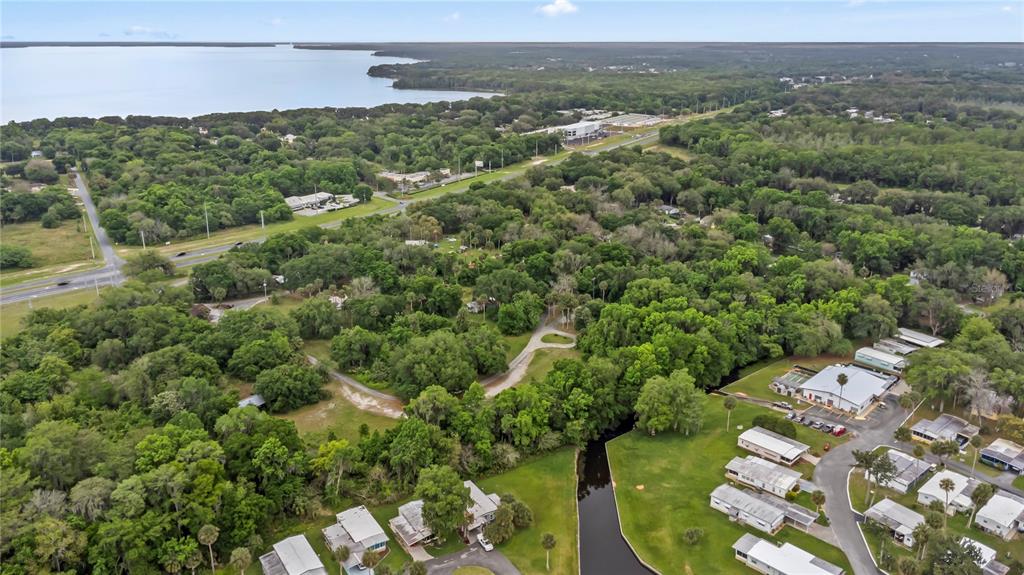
{"left": 284, "top": 192, "right": 359, "bottom": 213}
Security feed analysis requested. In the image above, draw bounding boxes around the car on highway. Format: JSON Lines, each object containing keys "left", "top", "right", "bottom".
{"left": 56, "top": 281, "right": 71, "bottom": 286}
{"left": 176, "top": 252, "right": 188, "bottom": 257}
{"left": 476, "top": 533, "right": 494, "bottom": 552}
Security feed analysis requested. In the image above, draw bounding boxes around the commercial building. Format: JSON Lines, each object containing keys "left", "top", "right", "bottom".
{"left": 916, "top": 470, "right": 978, "bottom": 514}
{"left": 725, "top": 455, "right": 802, "bottom": 498}
{"left": 864, "top": 498, "right": 925, "bottom": 548}
{"left": 874, "top": 338, "right": 919, "bottom": 356}
{"left": 896, "top": 327, "right": 945, "bottom": 348}
{"left": 974, "top": 491, "right": 1024, "bottom": 540}
{"left": 910, "top": 414, "right": 980, "bottom": 446}
{"left": 980, "top": 438, "right": 1024, "bottom": 474}
{"left": 854, "top": 347, "right": 907, "bottom": 373}
{"left": 737, "top": 427, "right": 810, "bottom": 466}
{"left": 259, "top": 535, "right": 328, "bottom": 575}
{"left": 322, "top": 506, "right": 389, "bottom": 573}
{"left": 960, "top": 537, "right": 1011, "bottom": 575}
{"left": 874, "top": 449, "right": 931, "bottom": 494}
{"left": 796, "top": 364, "right": 896, "bottom": 415}
{"left": 710, "top": 484, "right": 785, "bottom": 534}
{"left": 732, "top": 534, "right": 845, "bottom": 575}
{"left": 388, "top": 481, "right": 500, "bottom": 547}
{"left": 600, "top": 113, "right": 661, "bottom": 128}
{"left": 556, "top": 120, "right": 602, "bottom": 140}
{"left": 284, "top": 192, "right": 337, "bottom": 212}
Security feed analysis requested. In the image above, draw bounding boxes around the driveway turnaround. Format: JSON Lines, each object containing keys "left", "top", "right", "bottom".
{"left": 425, "top": 544, "right": 521, "bottom": 575}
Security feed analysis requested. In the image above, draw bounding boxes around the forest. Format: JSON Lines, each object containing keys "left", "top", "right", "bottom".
{"left": 2, "top": 45, "right": 1024, "bottom": 575}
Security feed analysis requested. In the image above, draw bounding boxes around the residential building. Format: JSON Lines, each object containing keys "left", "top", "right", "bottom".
{"left": 864, "top": 498, "right": 925, "bottom": 548}
{"left": 404, "top": 239, "right": 428, "bottom": 247}
{"left": 259, "top": 535, "right": 328, "bottom": 575}
{"left": 710, "top": 484, "right": 785, "bottom": 534}
{"left": 746, "top": 489, "right": 819, "bottom": 532}
{"left": 322, "top": 506, "right": 389, "bottom": 573}
{"left": 896, "top": 328, "right": 945, "bottom": 348}
{"left": 732, "top": 533, "right": 845, "bottom": 575}
{"left": 388, "top": 481, "right": 499, "bottom": 548}
{"left": 737, "top": 427, "right": 810, "bottom": 466}
{"left": 770, "top": 367, "right": 814, "bottom": 397}
{"left": 656, "top": 204, "right": 681, "bottom": 217}
{"left": 237, "top": 394, "right": 266, "bottom": 409}
{"left": 853, "top": 347, "right": 906, "bottom": 373}
{"left": 875, "top": 449, "right": 932, "bottom": 494}
{"left": 980, "top": 438, "right": 1024, "bottom": 474}
{"left": 873, "top": 338, "right": 919, "bottom": 356}
{"left": 916, "top": 470, "right": 978, "bottom": 514}
{"left": 910, "top": 414, "right": 980, "bottom": 446}
{"left": 974, "top": 491, "right": 1024, "bottom": 540}
{"left": 725, "top": 455, "right": 802, "bottom": 498}
{"left": 796, "top": 364, "right": 896, "bottom": 415}
{"left": 960, "top": 537, "right": 1011, "bottom": 575}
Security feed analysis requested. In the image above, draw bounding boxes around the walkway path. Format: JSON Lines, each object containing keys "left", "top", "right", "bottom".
{"left": 425, "top": 544, "right": 521, "bottom": 575}
{"left": 306, "top": 356, "right": 406, "bottom": 419}
{"left": 481, "top": 317, "right": 576, "bottom": 397}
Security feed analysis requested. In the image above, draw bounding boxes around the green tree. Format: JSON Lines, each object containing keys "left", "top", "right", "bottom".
{"left": 197, "top": 524, "right": 219, "bottom": 573}
{"left": 254, "top": 363, "right": 326, "bottom": 412}
{"left": 938, "top": 477, "right": 955, "bottom": 528}
{"left": 723, "top": 396, "right": 737, "bottom": 430}
{"left": 967, "top": 482, "right": 995, "bottom": 526}
{"left": 541, "top": 532, "right": 557, "bottom": 572}
{"left": 229, "top": 548, "right": 251, "bottom": 574}
{"left": 634, "top": 369, "right": 705, "bottom": 436}
{"left": 811, "top": 490, "right": 826, "bottom": 513}
{"left": 414, "top": 465, "right": 470, "bottom": 541}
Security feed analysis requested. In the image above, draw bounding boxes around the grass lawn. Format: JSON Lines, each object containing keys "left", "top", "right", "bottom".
{"left": 0, "top": 288, "right": 101, "bottom": 338}
{"left": 1015, "top": 475, "right": 1024, "bottom": 490}
{"left": 721, "top": 354, "right": 853, "bottom": 405}
{"left": 1, "top": 219, "right": 95, "bottom": 268}
{"left": 478, "top": 448, "right": 579, "bottom": 575}
{"left": 453, "top": 568, "right": 494, "bottom": 575}
{"left": 503, "top": 331, "right": 532, "bottom": 362}
{"left": 606, "top": 395, "right": 852, "bottom": 575}
{"left": 279, "top": 383, "right": 397, "bottom": 445}
{"left": 521, "top": 348, "right": 580, "bottom": 386}
{"left": 645, "top": 144, "right": 694, "bottom": 160}
{"left": 540, "top": 333, "right": 573, "bottom": 345}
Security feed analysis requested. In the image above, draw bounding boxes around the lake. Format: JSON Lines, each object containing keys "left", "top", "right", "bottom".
{"left": 0, "top": 45, "right": 495, "bottom": 122}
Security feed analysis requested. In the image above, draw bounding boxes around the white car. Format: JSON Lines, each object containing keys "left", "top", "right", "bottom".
{"left": 476, "top": 533, "right": 494, "bottom": 552}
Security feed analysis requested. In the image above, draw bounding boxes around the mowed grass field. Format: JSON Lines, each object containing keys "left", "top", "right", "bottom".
{"left": 606, "top": 396, "right": 852, "bottom": 575}
{"left": 721, "top": 354, "right": 853, "bottom": 404}
{"left": 0, "top": 289, "right": 101, "bottom": 338}
{"left": 1, "top": 219, "right": 94, "bottom": 267}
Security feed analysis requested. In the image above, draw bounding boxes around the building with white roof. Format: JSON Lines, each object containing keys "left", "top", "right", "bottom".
{"left": 732, "top": 533, "right": 845, "bottom": 575}
{"left": 725, "top": 455, "right": 802, "bottom": 497}
{"left": 284, "top": 192, "right": 336, "bottom": 212}
{"left": 796, "top": 364, "right": 896, "bottom": 415}
{"left": 322, "top": 505, "right": 388, "bottom": 572}
{"left": 874, "top": 338, "right": 919, "bottom": 356}
{"left": 388, "top": 481, "right": 500, "bottom": 547}
{"left": 875, "top": 449, "right": 932, "bottom": 494}
{"left": 259, "top": 535, "right": 328, "bottom": 575}
{"left": 710, "top": 484, "right": 785, "bottom": 534}
{"left": 980, "top": 438, "right": 1024, "bottom": 475}
{"left": 960, "top": 537, "right": 1011, "bottom": 575}
{"left": 974, "top": 491, "right": 1024, "bottom": 540}
{"left": 854, "top": 347, "right": 907, "bottom": 373}
{"left": 896, "top": 327, "right": 945, "bottom": 348}
{"left": 238, "top": 394, "right": 266, "bottom": 409}
{"left": 916, "top": 469, "right": 978, "bottom": 514}
{"left": 864, "top": 498, "right": 925, "bottom": 548}
{"left": 738, "top": 427, "right": 809, "bottom": 466}
{"left": 910, "top": 414, "right": 980, "bottom": 446}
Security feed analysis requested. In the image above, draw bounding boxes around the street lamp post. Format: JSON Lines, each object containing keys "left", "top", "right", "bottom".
{"left": 204, "top": 202, "right": 211, "bottom": 239}
{"left": 262, "top": 281, "right": 268, "bottom": 299}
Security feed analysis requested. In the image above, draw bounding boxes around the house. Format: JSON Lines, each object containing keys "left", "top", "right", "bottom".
{"left": 281, "top": 134, "right": 298, "bottom": 145}
{"left": 322, "top": 505, "right": 389, "bottom": 573}
{"left": 737, "top": 427, "right": 809, "bottom": 466}
{"left": 656, "top": 204, "right": 681, "bottom": 217}
{"left": 795, "top": 364, "right": 896, "bottom": 415}
{"left": 980, "top": 438, "right": 1024, "bottom": 474}
{"left": 770, "top": 367, "right": 815, "bottom": 397}
{"left": 960, "top": 537, "right": 1011, "bottom": 575}
{"left": 746, "top": 489, "right": 819, "bottom": 531}
{"left": 404, "top": 240, "right": 428, "bottom": 247}
{"left": 873, "top": 338, "right": 919, "bottom": 356}
{"left": 725, "top": 455, "right": 802, "bottom": 497}
{"left": 896, "top": 327, "right": 945, "bottom": 348}
{"left": 974, "top": 491, "right": 1024, "bottom": 540}
{"left": 874, "top": 450, "right": 931, "bottom": 494}
{"left": 238, "top": 394, "right": 266, "bottom": 409}
{"left": 328, "top": 295, "right": 348, "bottom": 310}
{"left": 910, "top": 414, "right": 979, "bottom": 446}
{"left": 768, "top": 109, "right": 787, "bottom": 118}
{"left": 709, "top": 484, "right": 785, "bottom": 534}
{"left": 864, "top": 498, "right": 925, "bottom": 548}
{"left": 854, "top": 347, "right": 906, "bottom": 373}
{"left": 732, "top": 533, "right": 845, "bottom": 575}
{"left": 916, "top": 470, "right": 978, "bottom": 514}
{"left": 465, "top": 301, "right": 484, "bottom": 314}
{"left": 388, "top": 481, "right": 499, "bottom": 548}
{"left": 284, "top": 192, "right": 336, "bottom": 212}
{"left": 259, "top": 535, "right": 328, "bottom": 575}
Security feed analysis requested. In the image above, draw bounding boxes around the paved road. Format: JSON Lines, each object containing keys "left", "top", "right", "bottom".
{"left": 481, "top": 316, "right": 576, "bottom": 396}
{"left": 425, "top": 544, "right": 521, "bottom": 575}
{"left": 812, "top": 395, "right": 909, "bottom": 575}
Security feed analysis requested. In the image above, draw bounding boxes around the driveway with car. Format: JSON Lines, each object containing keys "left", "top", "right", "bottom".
{"left": 424, "top": 544, "right": 521, "bottom": 575}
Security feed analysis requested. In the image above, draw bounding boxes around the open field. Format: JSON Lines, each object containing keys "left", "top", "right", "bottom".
{"left": 606, "top": 395, "right": 852, "bottom": 575}
{"left": 477, "top": 448, "right": 579, "bottom": 575}
{"left": 0, "top": 288, "right": 100, "bottom": 338}
{"left": 521, "top": 348, "right": 580, "bottom": 386}
{"left": 0, "top": 218, "right": 101, "bottom": 287}
{"left": 721, "top": 354, "right": 854, "bottom": 405}
{"left": 278, "top": 374, "right": 398, "bottom": 444}
{"left": 645, "top": 144, "right": 694, "bottom": 160}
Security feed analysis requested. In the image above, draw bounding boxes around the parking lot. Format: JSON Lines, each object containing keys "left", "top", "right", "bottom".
{"left": 793, "top": 394, "right": 900, "bottom": 433}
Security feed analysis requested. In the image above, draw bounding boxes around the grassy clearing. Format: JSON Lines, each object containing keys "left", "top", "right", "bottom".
{"left": 1, "top": 219, "right": 95, "bottom": 268}
{"left": 521, "top": 348, "right": 580, "bottom": 386}
{"left": 1014, "top": 475, "right": 1024, "bottom": 490}
{"left": 503, "top": 331, "right": 533, "bottom": 362}
{"left": 540, "top": 333, "right": 573, "bottom": 345}
{"left": 721, "top": 354, "right": 852, "bottom": 405}
{"left": 606, "top": 395, "right": 852, "bottom": 575}
{"left": 278, "top": 375, "right": 397, "bottom": 445}
{"left": 645, "top": 144, "right": 694, "bottom": 160}
{"left": 453, "top": 568, "right": 494, "bottom": 575}
{"left": 0, "top": 288, "right": 101, "bottom": 338}
{"left": 478, "top": 448, "right": 579, "bottom": 575}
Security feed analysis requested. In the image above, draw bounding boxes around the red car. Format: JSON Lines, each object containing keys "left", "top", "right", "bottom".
{"left": 831, "top": 425, "right": 847, "bottom": 437}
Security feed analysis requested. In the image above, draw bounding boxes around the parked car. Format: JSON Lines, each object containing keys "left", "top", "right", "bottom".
{"left": 832, "top": 426, "right": 847, "bottom": 437}
{"left": 810, "top": 421, "right": 823, "bottom": 430}
{"left": 876, "top": 402, "right": 887, "bottom": 410}
{"left": 476, "top": 533, "right": 494, "bottom": 552}
{"left": 821, "top": 424, "right": 834, "bottom": 434}
{"left": 786, "top": 412, "right": 797, "bottom": 420}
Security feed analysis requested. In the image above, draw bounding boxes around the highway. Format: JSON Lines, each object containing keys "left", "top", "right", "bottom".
{"left": 0, "top": 120, "right": 674, "bottom": 306}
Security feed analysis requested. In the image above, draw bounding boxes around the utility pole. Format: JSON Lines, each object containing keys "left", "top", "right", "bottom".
{"left": 140, "top": 229, "right": 146, "bottom": 250}
{"left": 260, "top": 210, "right": 265, "bottom": 230}
{"left": 94, "top": 277, "right": 99, "bottom": 296}
{"left": 203, "top": 202, "right": 210, "bottom": 239}
{"left": 84, "top": 212, "right": 95, "bottom": 259}
{"left": 500, "top": 149, "right": 504, "bottom": 169}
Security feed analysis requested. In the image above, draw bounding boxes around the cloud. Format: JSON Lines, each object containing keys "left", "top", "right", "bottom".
{"left": 443, "top": 11, "right": 461, "bottom": 22}
{"left": 123, "top": 25, "right": 176, "bottom": 39}
{"left": 537, "top": 0, "right": 578, "bottom": 17}
{"left": 1001, "top": 4, "right": 1014, "bottom": 11}
{"left": 265, "top": 17, "right": 285, "bottom": 27}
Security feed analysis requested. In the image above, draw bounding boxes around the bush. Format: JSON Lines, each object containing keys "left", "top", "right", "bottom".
{"left": 751, "top": 414, "right": 797, "bottom": 439}
{"left": 682, "top": 527, "right": 704, "bottom": 545}
{"left": 0, "top": 244, "right": 34, "bottom": 269}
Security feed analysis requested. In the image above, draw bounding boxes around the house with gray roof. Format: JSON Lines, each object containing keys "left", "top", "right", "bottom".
{"left": 322, "top": 506, "right": 388, "bottom": 573}
{"left": 896, "top": 328, "right": 945, "bottom": 348}
{"left": 911, "top": 414, "right": 979, "bottom": 447}
{"left": 726, "top": 455, "right": 802, "bottom": 498}
{"left": 874, "top": 449, "right": 932, "bottom": 494}
{"left": 746, "top": 489, "right": 820, "bottom": 531}
{"left": 864, "top": 498, "right": 926, "bottom": 548}
{"left": 388, "top": 480, "right": 500, "bottom": 548}
{"left": 960, "top": 537, "right": 1011, "bottom": 575}
{"left": 732, "top": 533, "right": 845, "bottom": 575}
{"left": 980, "top": 438, "right": 1024, "bottom": 475}
{"left": 738, "top": 427, "right": 810, "bottom": 466}
{"left": 259, "top": 535, "right": 328, "bottom": 575}
{"left": 796, "top": 364, "right": 896, "bottom": 415}
{"left": 710, "top": 484, "right": 785, "bottom": 534}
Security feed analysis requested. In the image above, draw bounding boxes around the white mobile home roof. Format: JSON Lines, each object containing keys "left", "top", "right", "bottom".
{"left": 855, "top": 347, "right": 906, "bottom": 368}
{"left": 798, "top": 364, "right": 893, "bottom": 408}
{"left": 977, "top": 492, "right": 1024, "bottom": 529}
{"left": 982, "top": 438, "right": 1024, "bottom": 467}
{"left": 918, "top": 470, "right": 974, "bottom": 508}
{"left": 336, "top": 505, "right": 387, "bottom": 546}
{"left": 726, "top": 455, "right": 802, "bottom": 492}
{"left": 269, "top": 535, "right": 326, "bottom": 575}
{"left": 732, "top": 534, "right": 844, "bottom": 575}
{"left": 884, "top": 449, "right": 931, "bottom": 487}
{"left": 897, "top": 328, "right": 945, "bottom": 348}
{"left": 711, "top": 484, "right": 785, "bottom": 525}
{"left": 911, "top": 414, "right": 979, "bottom": 442}
{"left": 960, "top": 537, "right": 998, "bottom": 567}
{"left": 865, "top": 498, "right": 924, "bottom": 536}
{"left": 739, "top": 427, "right": 809, "bottom": 461}
{"left": 875, "top": 338, "right": 919, "bottom": 355}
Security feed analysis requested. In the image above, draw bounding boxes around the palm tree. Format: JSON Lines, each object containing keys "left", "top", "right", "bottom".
{"left": 229, "top": 547, "right": 251, "bottom": 574}
{"left": 184, "top": 551, "right": 202, "bottom": 575}
{"left": 362, "top": 549, "right": 382, "bottom": 571}
{"left": 333, "top": 546, "right": 351, "bottom": 573}
{"left": 939, "top": 478, "right": 955, "bottom": 529}
{"left": 835, "top": 373, "right": 848, "bottom": 412}
{"left": 811, "top": 490, "right": 826, "bottom": 513}
{"left": 968, "top": 483, "right": 995, "bottom": 526}
{"left": 197, "top": 524, "right": 219, "bottom": 574}
{"left": 541, "top": 532, "right": 557, "bottom": 572}
{"left": 911, "top": 523, "right": 932, "bottom": 560}
{"left": 723, "top": 396, "right": 737, "bottom": 430}
{"left": 969, "top": 435, "right": 982, "bottom": 477}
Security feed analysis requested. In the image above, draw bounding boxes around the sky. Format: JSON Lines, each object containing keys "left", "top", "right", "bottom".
{"left": 1, "top": 0, "right": 1022, "bottom": 43}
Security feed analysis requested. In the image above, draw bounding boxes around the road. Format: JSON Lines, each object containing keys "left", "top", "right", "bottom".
{"left": 1, "top": 111, "right": 713, "bottom": 306}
